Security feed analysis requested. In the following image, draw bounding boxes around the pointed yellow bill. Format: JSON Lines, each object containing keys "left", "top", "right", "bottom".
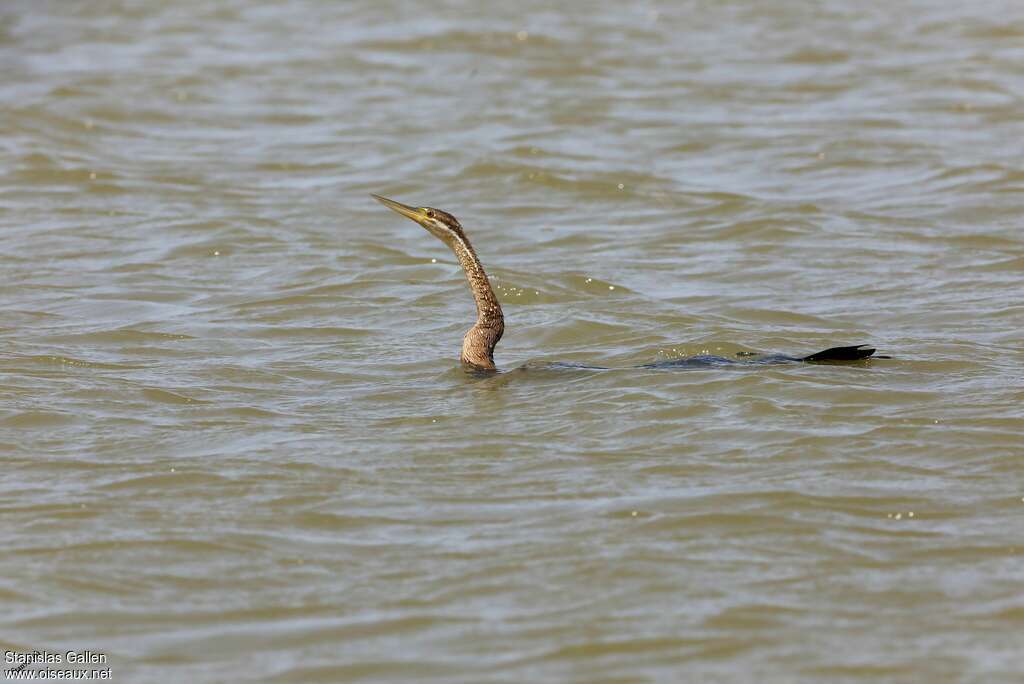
{"left": 371, "top": 194, "right": 428, "bottom": 223}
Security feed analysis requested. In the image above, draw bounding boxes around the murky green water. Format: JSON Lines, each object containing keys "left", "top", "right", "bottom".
{"left": 2, "top": 1, "right": 1023, "bottom": 681}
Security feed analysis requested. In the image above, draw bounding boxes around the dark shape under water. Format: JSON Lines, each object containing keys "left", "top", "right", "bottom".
{"left": 372, "top": 194, "right": 887, "bottom": 371}
{"left": 642, "top": 344, "right": 882, "bottom": 369}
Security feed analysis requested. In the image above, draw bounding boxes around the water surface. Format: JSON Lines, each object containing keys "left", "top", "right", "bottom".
{"left": 2, "top": 1, "right": 1023, "bottom": 681}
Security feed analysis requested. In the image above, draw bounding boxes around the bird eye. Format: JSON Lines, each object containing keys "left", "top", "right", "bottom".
{"left": 424, "top": 209, "right": 435, "bottom": 218}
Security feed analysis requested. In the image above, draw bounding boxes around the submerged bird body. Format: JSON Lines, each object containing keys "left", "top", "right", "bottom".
{"left": 642, "top": 344, "right": 877, "bottom": 368}
{"left": 372, "top": 195, "right": 881, "bottom": 371}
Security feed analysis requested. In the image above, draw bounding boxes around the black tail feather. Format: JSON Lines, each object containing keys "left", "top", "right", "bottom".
{"left": 802, "top": 344, "right": 877, "bottom": 362}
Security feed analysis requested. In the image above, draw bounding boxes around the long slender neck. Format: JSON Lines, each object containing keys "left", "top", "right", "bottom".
{"left": 445, "top": 232, "right": 504, "bottom": 371}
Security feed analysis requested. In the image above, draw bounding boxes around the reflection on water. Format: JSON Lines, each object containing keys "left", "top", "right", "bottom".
{"left": 2, "top": 0, "right": 1023, "bottom": 681}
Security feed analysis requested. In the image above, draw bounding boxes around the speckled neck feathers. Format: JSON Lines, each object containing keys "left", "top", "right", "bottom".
{"left": 445, "top": 229, "right": 504, "bottom": 371}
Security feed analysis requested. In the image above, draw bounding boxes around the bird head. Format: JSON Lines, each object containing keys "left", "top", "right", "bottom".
{"left": 372, "top": 194, "right": 466, "bottom": 246}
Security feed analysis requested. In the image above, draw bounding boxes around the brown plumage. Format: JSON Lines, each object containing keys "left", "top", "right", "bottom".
{"left": 372, "top": 195, "right": 503, "bottom": 371}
